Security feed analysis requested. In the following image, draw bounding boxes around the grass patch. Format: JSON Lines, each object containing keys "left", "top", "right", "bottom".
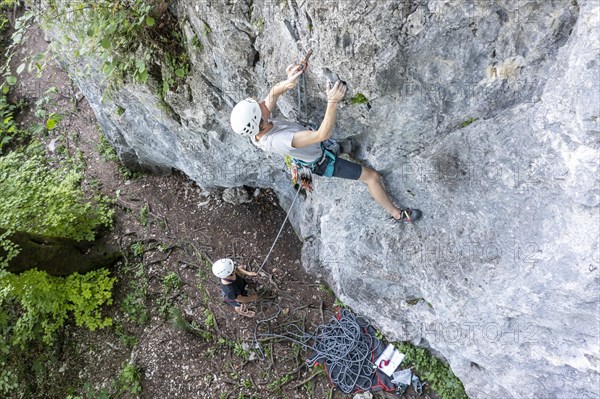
{"left": 98, "top": 132, "right": 118, "bottom": 162}
{"left": 317, "top": 282, "right": 334, "bottom": 295}
{"left": 395, "top": 342, "right": 467, "bottom": 399}
{"left": 116, "top": 361, "right": 142, "bottom": 395}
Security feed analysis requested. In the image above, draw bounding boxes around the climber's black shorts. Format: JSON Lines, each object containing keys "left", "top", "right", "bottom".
{"left": 313, "top": 156, "right": 363, "bottom": 180}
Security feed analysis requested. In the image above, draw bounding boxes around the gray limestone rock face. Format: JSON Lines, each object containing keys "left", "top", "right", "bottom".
{"left": 222, "top": 187, "right": 251, "bottom": 205}
{"left": 47, "top": 0, "right": 600, "bottom": 397}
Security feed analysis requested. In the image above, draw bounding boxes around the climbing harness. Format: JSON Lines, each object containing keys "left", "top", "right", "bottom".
{"left": 294, "top": 142, "right": 336, "bottom": 176}
{"left": 289, "top": 142, "right": 336, "bottom": 191}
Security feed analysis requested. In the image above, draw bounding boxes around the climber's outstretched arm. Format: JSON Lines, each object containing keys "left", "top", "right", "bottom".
{"left": 263, "top": 64, "right": 304, "bottom": 113}
{"left": 292, "top": 81, "right": 346, "bottom": 148}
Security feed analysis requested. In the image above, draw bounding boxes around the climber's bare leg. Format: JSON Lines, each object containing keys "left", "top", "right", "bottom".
{"left": 358, "top": 166, "right": 402, "bottom": 219}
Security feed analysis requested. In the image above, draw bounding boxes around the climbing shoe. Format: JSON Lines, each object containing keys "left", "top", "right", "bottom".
{"left": 392, "top": 208, "right": 422, "bottom": 223}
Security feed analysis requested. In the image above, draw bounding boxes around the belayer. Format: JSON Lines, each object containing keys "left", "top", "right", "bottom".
{"left": 212, "top": 258, "right": 258, "bottom": 318}
{"left": 229, "top": 58, "right": 421, "bottom": 222}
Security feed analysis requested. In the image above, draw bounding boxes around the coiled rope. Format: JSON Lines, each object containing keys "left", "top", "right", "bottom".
{"left": 254, "top": 308, "right": 380, "bottom": 394}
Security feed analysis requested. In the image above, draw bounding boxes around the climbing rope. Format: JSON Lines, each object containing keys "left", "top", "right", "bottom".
{"left": 255, "top": 184, "right": 302, "bottom": 274}
{"left": 252, "top": 299, "right": 282, "bottom": 361}
{"left": 296, "top": 71, "right": 309, "bottom": 125}
{"left": 253, "top": 308, "right": 381, "bottom": 394}
{"left": 296, "top": 49, "right": 312, "bottom": 126}
{"left": 254, "top": 50, "right": 314, "bottom": 275}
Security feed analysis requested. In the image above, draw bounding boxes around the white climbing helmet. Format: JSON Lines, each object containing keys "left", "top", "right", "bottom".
{"left": 230, "top": 98, "right": 261, "bottom": 137}
{"left": 212, "top": 258, "right": 235, "bottom": 278}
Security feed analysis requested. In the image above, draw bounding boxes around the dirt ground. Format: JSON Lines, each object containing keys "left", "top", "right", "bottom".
{"left": 5, "top": 17, "right": 440, "bottom": 399}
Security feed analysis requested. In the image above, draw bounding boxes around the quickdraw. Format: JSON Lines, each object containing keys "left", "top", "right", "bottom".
{"left": 291, "top": 161, "right": 314, "bottom": 192}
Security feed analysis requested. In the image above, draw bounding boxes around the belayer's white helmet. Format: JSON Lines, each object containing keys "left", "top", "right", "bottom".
{"left": 230, "top": 98, "right": 261, "bottom": 137}
{"left": 212, "top": 258, "right": 235, "bottom": 278}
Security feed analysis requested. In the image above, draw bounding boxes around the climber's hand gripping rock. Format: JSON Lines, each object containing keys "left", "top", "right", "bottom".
{"left": 327, "top": 80, "right": 347, "bottom": 103}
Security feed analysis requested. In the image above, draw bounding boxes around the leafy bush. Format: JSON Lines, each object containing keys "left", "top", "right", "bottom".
{"left": 0, "top": 266, "right": 116, "bottom": 395}
{"left": 395, "top": 342, "right": 468, "bottom": 399}
{"left": 0, "top": 147, "right": 114, "bottom": 241}
{"left": 0, "top": 93, "right": 27, "bottom": 154}
{"left": 0, "top": 268, "right": 116, "bottom": 346}
{"left": 46, "top": 0, "right": 189, "bottom": 95}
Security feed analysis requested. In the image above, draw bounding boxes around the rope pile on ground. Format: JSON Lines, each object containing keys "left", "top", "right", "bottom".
{"left": 254, "top": 308, "right": 381, "bottom": 394}
{"left": 305, "top": 308, "right": 380, "bottom": 393}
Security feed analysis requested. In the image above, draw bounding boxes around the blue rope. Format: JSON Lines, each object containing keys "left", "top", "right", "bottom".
{"left": 255, "top": 308, "right": 380, "bottom": 394}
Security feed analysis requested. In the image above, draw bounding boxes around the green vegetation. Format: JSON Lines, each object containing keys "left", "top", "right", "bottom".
{"left": 233, "top": 341, "right": 250, "bottom": 361}
{"left": 130, "top": 242, "right": 145, "bottom": 257}
{"left": 350, "top": 92, "right": 369, "bottom": 104}
{"left": 67, "top": 361, "right": 142, "bottom": 398}
{"left": 0, "top": 269, "right": 115, "bottom": 346}
{"left": 139, "top": 204, "right": 149, "bottom": 227}
{"left": 98, "top": 132, "right": 119, "bottom": 162}
{"left": 1, "top": 10, "right": 37, "bottom": 91}
{"left": 0, "top": 268, "right": 116, "bottom": 396}
{"left": 395, "top": 342, "right": 468, "bottom": 399}
{"left": 333, "top": 298, "right": 348, "bottom": 309}
{"left": 43, "top": 0, "right": 190, "bottom": 97}
{"left": 114, "top": 322, "right": 138, "bottom": 349}
{"left": 460, "top": 117, "right": 479, "bottom": 128}
{"left": 318, "top": 282, "right": 334, "bottom": 295}
{"left": 191, "top": 34, "right": 203, "bottom": 52}
{"left": 267, "top": 373, "right": 293, "bottom": 392}
{"left": 0, "top": 147, "right": 114, "bottom": 241}
{"left": 407, "top": 298, "right": 421, "bottom": 306}
{"left": 30, "top": 87, "right": 63, "bottom": 135}
{"left": 121, "top": 262, "right": 149, "bottom": 326}
{"left": 117, "top": 361, "right": 142, "bottom": 395}
{"left": 253, "top": 17, "right": 265, "bottom": 32}
{"left": 0, "top": 10, "right": 8, "bottom": 35}
{"left": 204, "top": 308, "right": 215, "bottom": 328}
{"left": 202, "top": 21, "right": 212, "bottom": 36}
{"left": 119, "top": 164, "right": 145, "bottom": 180}
{"left": 406, "top": 297, "right": 433, "bottom": 307}
{"left": 162, "top": 271, "right": 182, "bottom": 291}
{"left": 301, "top": 365, "right": 324, "bottom": 396}
{"left": 0, "top": 93, "right": 25, "bottom": 154}
{"left": 0, "top": 5, "right": 131, "bottom": 398}
{"left": 98, "top": 130, "right": 146, "bottom": 180}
